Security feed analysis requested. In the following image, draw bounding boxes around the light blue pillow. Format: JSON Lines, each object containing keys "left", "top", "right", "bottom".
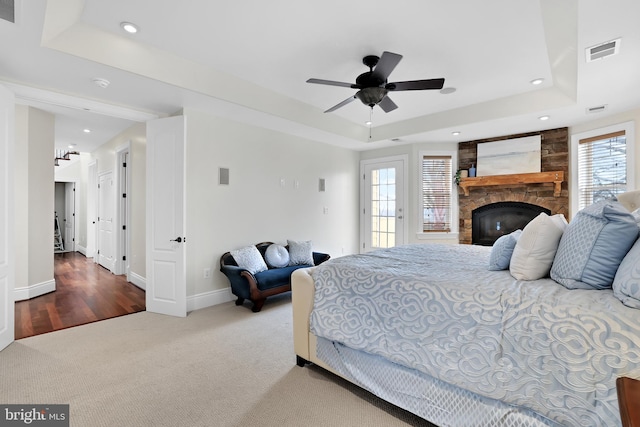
{"left": 230, "top": 245, "right": 268, "bottom": 274}
{"left": 264, "top": 244, "right": 290, "bottom": 268}
{"left": 488, "top": 230, "right": 522, "bottom": 271}
{"left": 287, "top": 239, "right": 314, "bottom": 266}
{"left": 550, "top": 199, "right": 639, "bottom": 290}
{"left": 613, "top": 237, "right": 640, "bottom": 308}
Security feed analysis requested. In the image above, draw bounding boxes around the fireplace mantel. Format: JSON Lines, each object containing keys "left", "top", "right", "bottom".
{"left": 459, "top": 171, "right": 564, "bottom": 197}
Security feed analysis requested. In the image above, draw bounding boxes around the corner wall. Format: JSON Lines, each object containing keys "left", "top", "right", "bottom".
{"left": 14, "top": 106, "right": 55, "bottom": 299}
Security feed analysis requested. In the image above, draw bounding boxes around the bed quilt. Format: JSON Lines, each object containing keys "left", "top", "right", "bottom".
{"left": 309, "top": 244, "right": 640, "bottom": 427}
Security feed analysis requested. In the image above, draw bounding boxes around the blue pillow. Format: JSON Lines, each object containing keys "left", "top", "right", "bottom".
{"left": 613, "top": 237, "right": 640, "bottom": 308}
{"left": 550, "top": 199, "right": 639, "bottom": 290}
{"left": 488, "top": 230, "right": 522, "bottom": 271}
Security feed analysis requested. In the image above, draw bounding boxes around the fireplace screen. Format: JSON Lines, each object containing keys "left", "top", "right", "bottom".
{"left": 472, "top": 202, "right": 550, "bottom": 246}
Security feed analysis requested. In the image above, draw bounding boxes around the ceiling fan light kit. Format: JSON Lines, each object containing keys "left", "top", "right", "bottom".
{"left": 307, "top": 51, "right": 445, "bottom": 113}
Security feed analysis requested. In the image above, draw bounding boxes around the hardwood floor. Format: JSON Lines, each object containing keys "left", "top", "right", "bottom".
{"left": 15, "top": 252, "right": 146, "bottom": 339}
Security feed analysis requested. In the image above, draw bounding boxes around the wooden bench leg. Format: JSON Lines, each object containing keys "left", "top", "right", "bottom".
{"left": 251, "top": 298, "right": 266, "bottom": 312}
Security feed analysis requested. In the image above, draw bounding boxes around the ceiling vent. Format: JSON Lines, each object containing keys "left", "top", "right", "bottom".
{"left": 0, "top": 0, "right": 14, "bottom": 23}
{"left": 586, "top": 38, "right": 621, "bottom": 62}
{"left": 586, "top": 104, "right": 608, "bottom": 114}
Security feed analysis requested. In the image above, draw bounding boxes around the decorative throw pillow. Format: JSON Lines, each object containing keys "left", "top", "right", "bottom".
{"left": 550, "top": 200, "right": 639, "bottom": 290}
{"left": 287, "top": 239, "right": 314, "bottom": 266}
{"left": 488, "top": 229, "right": 522, "bottom": 271}
{"left": 264, "top": 244, "right": 290, "bottom": 268}
{"left": 613, "top": 237, "right": 640, "bottom": 308}
{"left": 230, "top": 245, "right": 268, "bottom": 274}
{"left": 509, "top": 213, "right": 567, "bottom": 281}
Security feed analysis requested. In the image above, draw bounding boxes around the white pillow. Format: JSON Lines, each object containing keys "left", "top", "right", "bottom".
{"left": 230, "top": 245, "right": 268, "bottom": 274}
{"left": 509, "top": 213, "right": 567, "bottom": 281}
{"left": 287, "top": 239, "right": 314, "bottom": 266}
{"left": 264, "top": 244, "right": 290, "bottom": 268}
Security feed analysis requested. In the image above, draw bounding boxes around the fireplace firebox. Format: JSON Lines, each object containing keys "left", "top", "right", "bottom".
{"left": 472, "top": 202, "right": 550, "bottom": 246}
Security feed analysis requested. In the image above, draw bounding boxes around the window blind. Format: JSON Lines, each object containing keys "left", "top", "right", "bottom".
{"left": 422, "top": 156, "right": 452, "bottom": 232}
{"left": 578, "top": 130, "right": 626, "bottom": 210}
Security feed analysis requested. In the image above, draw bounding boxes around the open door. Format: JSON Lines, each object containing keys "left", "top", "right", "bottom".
{"left": 0, "top": 84, "right": 15, "bottom": 351}
{"left": 146, "top": 116, "right": 186, "bottom": 317}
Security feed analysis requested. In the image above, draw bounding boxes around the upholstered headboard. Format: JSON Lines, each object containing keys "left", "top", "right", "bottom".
{"left": 618, "top": 190, "right": 640, "bottom": 212}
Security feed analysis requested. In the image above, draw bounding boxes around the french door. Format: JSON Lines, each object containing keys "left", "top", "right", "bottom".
{"left": 361, "top": 156, "right": 407, "bottom": 253}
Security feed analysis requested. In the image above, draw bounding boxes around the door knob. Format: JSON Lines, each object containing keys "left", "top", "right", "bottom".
{"left": 170, "top": 237, "right": 183, "bottom": 243}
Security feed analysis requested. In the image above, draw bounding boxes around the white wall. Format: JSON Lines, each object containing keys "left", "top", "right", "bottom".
{"left": 183, "top": 108, "right": 360, "bottom": 297}
{"left": 14, "top": 106, "right": 55, "bottom": 299}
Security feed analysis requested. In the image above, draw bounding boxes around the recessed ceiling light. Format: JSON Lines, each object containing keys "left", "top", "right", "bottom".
{"left": 120, "top": 22, "right": 139, "bottom": 34}
{"left": 68, "top": 144, "right": 77, "bottom": 149}
{"left": 365, "top": 120, "right": 372, "bottom": 126}
{"left": 92, "top": 78, "right": 110, "bottom": 89}
{"left": 530, "top": 78, "right": 544, "bottom": 85}
{"left": 440, "top": 87, "right": 457, "bottom": 95}
{"left": 539, "top": 115, "right": 550, "bottom": 121}
{"left": 452, "top": 131, "right": 461, "bottom": 136}
{"left": 83, "top": 129, "right": 91, "bottom": 133}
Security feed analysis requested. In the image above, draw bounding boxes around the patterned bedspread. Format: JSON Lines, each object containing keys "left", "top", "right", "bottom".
{"left": 309, "top": 244, "right": 640, "bottom": 427}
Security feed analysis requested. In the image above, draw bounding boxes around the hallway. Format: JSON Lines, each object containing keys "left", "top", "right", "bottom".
{"left": 15, "top": 252, "right": 146, "bottom": 339}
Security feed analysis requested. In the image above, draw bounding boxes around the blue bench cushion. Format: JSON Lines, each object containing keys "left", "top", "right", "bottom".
{"left": 254, "top": 264, "right": 312, "bottom": 291}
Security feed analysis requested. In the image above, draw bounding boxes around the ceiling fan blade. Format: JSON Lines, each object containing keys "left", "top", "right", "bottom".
{"left": 378, "top": 96, "right": 398, "bottom": 113}
{"left": 307, "top": 78, "right": 359, "bottom": 89}
{"left": 372, "top": 51, "right": 403, "bottom": 80}
{"left": 387, "top": 78, "right": 445, "bottom": 91}
{"left": 324, "top": 95, "right": 357, "bottom": 113}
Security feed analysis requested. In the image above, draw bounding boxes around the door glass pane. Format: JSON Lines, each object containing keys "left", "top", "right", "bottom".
{"left": 371, "top": 168, "right": 396, "bottom": 249}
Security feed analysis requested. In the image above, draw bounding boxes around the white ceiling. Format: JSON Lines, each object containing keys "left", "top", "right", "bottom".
{"left": 1, "top": 0, "right": 639, "bottom": 153}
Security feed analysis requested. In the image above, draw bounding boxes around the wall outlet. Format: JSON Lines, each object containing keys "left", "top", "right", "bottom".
{"left": 203, "top": 268, "right": 211, "bottom": 279}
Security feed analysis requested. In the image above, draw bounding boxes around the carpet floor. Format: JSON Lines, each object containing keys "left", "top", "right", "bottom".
{"left": 1, "top": 294, "right": 433, "bottom": 426}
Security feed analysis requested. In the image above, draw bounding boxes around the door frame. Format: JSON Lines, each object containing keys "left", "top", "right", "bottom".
{"left": 63, "top": 181, "right": 76, "bottom": 252}
{"left": 0, "top": 84, "right": 14, "bottom": 351}
{"left": 114, "top": 142, "right": 131, "bottom": 277}
{"left": 86, "top": 160, "right": 97, "bottom": 260}
{"left": 360, "top": 155, "right": 408, "bottom": 253}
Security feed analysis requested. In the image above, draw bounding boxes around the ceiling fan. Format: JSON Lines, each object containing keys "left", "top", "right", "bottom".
{"left": 307, "top": 51, "right": 445, "bottom": 113}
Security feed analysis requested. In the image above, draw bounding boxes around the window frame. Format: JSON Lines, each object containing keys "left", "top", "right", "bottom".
{"left": 570, "top": 121, "right": 635, "bottom": 218}
{"left": 416, "top": 149, "right": 458, "bottom": 240}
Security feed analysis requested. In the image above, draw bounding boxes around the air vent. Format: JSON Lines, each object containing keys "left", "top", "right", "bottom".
{"left": 586, "top": 104, "right": 608, "bottom": 114}
{"left": 0, "top": 0, "right": 14, "bottom": 23}
{"left": 586, "top": 38, "right": 621, "bottom": 62}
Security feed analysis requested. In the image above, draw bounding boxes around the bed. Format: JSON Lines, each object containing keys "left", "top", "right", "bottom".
{"left": 292, "top": 203, "right": 640, "bottom": 427}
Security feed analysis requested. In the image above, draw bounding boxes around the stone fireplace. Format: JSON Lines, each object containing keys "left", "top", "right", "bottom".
{"left": 457, "top": 128, "right": 569, "bottom": 245}
{"left": 472, "top": 202, "right": 550, "bottom": 246}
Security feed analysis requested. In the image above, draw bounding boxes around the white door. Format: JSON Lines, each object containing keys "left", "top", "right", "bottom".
{"left": 64, "top": 182, "right": 75, "bottom": 251}
{"left": 361, "top": 158, "right": 406, "bottom": 253}
{"left": 146, "top": 116, "right": 186, "bottom": 317}
{"left": 0, "top": 84, "right": 15, "bottom": 351}
{"left": 97, "top": 171, "right": 116, "bottom": 272}
{"left": 86, "top": 161, "right": 97, "bottom": 259}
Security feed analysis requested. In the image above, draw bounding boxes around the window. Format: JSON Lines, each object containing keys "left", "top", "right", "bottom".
{"left": 578, "top": 130, "right": 627, "bottom": 210}
{"left": 370, "top": 167, "right": 396, "bottom": 248}
{"left": 422, "top": 155, "right": 452, "bottom": 232}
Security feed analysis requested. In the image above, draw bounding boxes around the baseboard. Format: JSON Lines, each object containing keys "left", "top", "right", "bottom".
{"left": 187, "top": 287, "right": 234, "bottom": 312}
{"left": 128, "top": 271, "right": 146, "bottom": 291}
{"left": 14, "top": 279, "right": 56, "bottom": 301}
{"left": 76, "top": 245, "right": 87, "bottom": 256}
